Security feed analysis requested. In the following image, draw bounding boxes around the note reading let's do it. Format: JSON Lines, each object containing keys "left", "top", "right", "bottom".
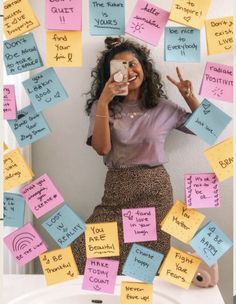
{"left": 39, "top": 247, "right": 79, "bottom": 285}
{"left": 4, "top": 223, "right": 47, "bottom": 265}
{"left": 46, "top": 0, "right": 82, "bottom": 30}
{"left": 85, "top": 222, "right": 119, "bottom": 258}
{"left": 42, "top": 204, "right": 85, "bottom": 248}
{"left": 82, "top": 258, "right": 119, "bottom": 294}
{"left": 3, "top": 85, "right": 16, "bottom": 120}
{"left": 89, "top": 0, "right": 125, "bottom": 35}
{"left": 20, "top": 173, "right": 64, "bottom": 219}
{"left": 120, "top": 281, "right": 153, "bottom": 304}
{"left": 4, "top": 192, "right": 25, "bottom": 227}
{"left": 125, "top": 0, "right": 169, "bottom": 46}
{"left": 122, "top": 207, "right": 157, "bottom": 243}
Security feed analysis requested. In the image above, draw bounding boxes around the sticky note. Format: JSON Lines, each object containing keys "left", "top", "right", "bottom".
{"left": 185, "top": 173, "right": 220, "bottom": 208}
{"left": 3, "top": 192, "right": 25, "bottom": 227}
{"left": 20, "top": 173, "right": 64, "bottom": 219}
{"left": 39, "top": 247, "right": 79, "bottom": 285}
{"left": 205, "top": 17, "right": 233, "bottom": 55}
{"left": 169, "top": 0, "right": 211, "bottom": 29}
{"left": 46, "top": 0, "right": 82, "bottom": 30}
{"left": 85, "top": 222, "right": 119, "bottom": 258}
{"left": 4, "top": 148, "right": 34, "bottom": 191}
{"left": 82, "top": 258, "right": 119, "bottom": 293}
{"left": 125, "top": 0, "right": 169, "bottom": 46}
{"left": 122, "top": 244, "right": 164, "bottom": 283}
{"left": 122, "top": 207, "right": 157, "bottom": 243}
{"left": 46, "top": 31, "right": 82, "bottom": 67}
{"left": 22, "top": 68, "right": 68, "bottom": 113}
{"left": 8, "top": 104, "right": 51, "bottom": 148}
{"left": 3, "top": 85, "right": 17, "bottom": 120}
{"left": 4, "top": 142, "right": 8, "bottom": 151}
{"left": 3, "top": 0, "right": 40, "bottom": 39}
{"left": 42, "top": 204, "right": 85, "bottom": 248}
{"left": 89, "top": 0, "right": 125, "bottom": 35}
{"left": 184, "top": 99, "right": 231, "bottom": 145}
{"left": 190, "top": 221, "right": 232, "bottom": 267}
{"left": 204, "top": 137, "right": 233, "bottom": 182}
{"left": 120, "top": 281, "right": 153, "bottom": 304}
{"left": 159, "top": 247, "right": 201, "bottom": 289}
{"left": 160, "top": 200, "right": 205, "bottom": 243}
{"left": 4, "top": 223, "right": 47, "bottom": 265}
{"left": 4, "top": 32, "right": 43, "bottom": 75}
{"left": 199, "top": 62, "right": 233, "bottom": 103}
{"left": 164, "top": 27, "right": 200, "bottom": 62}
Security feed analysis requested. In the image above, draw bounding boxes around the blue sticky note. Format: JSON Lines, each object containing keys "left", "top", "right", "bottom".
{"left": 184, "top": 99, "right": 231, "bottom": 145}
{"left": 8, "top": 104, "right": 51, "bottom": 148}
{"left": 164, "top": 27, "right": 200, "bottom": 62}
{"left": 4, "top": 33, "right": 43, "bottom": 75}
{"left": 190, "top": 221, "right": 232, "bottom": 267}
{"left": 122, "top": 243, "right": 164, "bottom": 283}
{"left": 4, "top": 193, "right": 25, "bottom": 227}
{"left": 42, "top": 204, "right": 86, "bottom": 248}
{"left": 89, "top": 0, "right": 125, "bottom": 35}
{"left": 22, "top": 68, "right": 69, "bottom": 113}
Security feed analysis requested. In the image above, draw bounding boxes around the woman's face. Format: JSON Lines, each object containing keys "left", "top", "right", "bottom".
{"left": 113, "top": 51, "right": 144, "bottom": 93}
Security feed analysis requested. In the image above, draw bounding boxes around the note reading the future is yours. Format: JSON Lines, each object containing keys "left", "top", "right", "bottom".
{"left": 3, "top": 85, "right": 17, "bottom": 120}
{"left": 4, "top": 192, "right": 25, "bottom": 227}
{"left": 40, "top": 247, "right": 79, "bottom": 285}
{"left": 125, "top": 0, "right": 169, "bottom": 46}
{"left": 120, "top": 281, "right": 153, "bottom": 304}
{"left": 185, "top": 173, "right": 220, "bottom": 208}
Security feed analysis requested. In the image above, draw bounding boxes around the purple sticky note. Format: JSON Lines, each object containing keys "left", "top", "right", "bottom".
{"left": 20, "top": 173, "right": 64, "bottom": 219}
{"left": 125, "top": 0, "right": 169, "bottom": 46}
{"left": 82, "top": 259, "right": 119, "bottom": 294}
{"left": 122, "top": 207, "right": 157, "bottom": 243}
{"left": 3, "top": 85, "right": 17, "bottom": 120}
{"left": 185, "top": 173, "right": 220, "bottom": 208}
{"left": 199, "top": 62, "right": 233, "bottom": 103}
{"left": 4, "top": 223, "right": 47, "bottom": 265}
{"left": 46, "top": 0, "right": 82, "bottom": 30}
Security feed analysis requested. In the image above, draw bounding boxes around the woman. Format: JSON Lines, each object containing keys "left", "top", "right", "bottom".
{"left": 71, "top": 37, "right": 199, "bottom": 274}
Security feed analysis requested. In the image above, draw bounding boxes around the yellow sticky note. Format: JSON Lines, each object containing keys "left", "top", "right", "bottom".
{"left": 160, "top": 200, "right": 205, "bottom": 243}
{"left": 120, "top": 281, "right": 153, "bottom": 304}
{"left": 46, "top": 31, "right": 82, "bottom": 67}
{"left": 204, "top": 137, "right": 233, "bottom": 182}
{"left": 39, "top": 247, "right": 79, "bottom": 285}
{"left": 4, "top": 0, "right": 40, "bottom": 39}
{"left": 3, "top": 142, "right": 8, "bottom": 151}
{"left": 85, "top": 222, "right": 120, "bottom": 258}
{"left": 4, "top": 148, "right": 34, "bottom": 191}
{"left": 159, "top": 247, "right": 201, "bottom": 289}
{"left": 205, "top": 17, "right": 233, "bottom": 55}
{"left": 169, "top": 0, "right": 211, "bottom": 29}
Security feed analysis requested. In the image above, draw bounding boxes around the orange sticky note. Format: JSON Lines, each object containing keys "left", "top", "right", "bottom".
{"left": 169, "top": 0, "right": 211, "bottom": 29}
{"left": 46, "top": 31, "right": 82, "bottom": 67}
{"left": 4, "top": 148, "right": 34, "bottom": 191}
{"left": 120, "top": 281, "right": 153, "bottom": 304}
{"left": 85, "top": 222, "right": 120, "bottom": 258}
{"left": 204, "top": 137, "right": 233, "bottom": 182}
{"left": 159, "top": 247, "right": 201, "bottom": 289}
{"left": 205, "top": 17, "right": 233, "bottom": 55}
{"left": 4, "top": 0, "right": 40, "bottom": 39}
{"left": 160, "top": 200, "right": 205, "bottom": 243}
{"left": 39, "top": 247, "right": 79, "bottom": 285}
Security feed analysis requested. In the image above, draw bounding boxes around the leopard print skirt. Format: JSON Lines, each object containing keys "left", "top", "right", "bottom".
{"left": 71, "top": 165, "right": 173, "bottom": 274}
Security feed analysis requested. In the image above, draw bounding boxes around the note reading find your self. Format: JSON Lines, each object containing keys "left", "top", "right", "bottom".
{"left": 3, "top": 85, "right": 16, "bottom": 120}
{"left": 4, "top": 192, "right": 25, "bottom": 228}
{"left": 122, "top": 207, "right": 157, "bottom": 243}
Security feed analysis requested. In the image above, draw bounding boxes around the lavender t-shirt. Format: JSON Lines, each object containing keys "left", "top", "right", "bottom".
{"left": 87, "top": 98, "right": 193, "bottom": 168}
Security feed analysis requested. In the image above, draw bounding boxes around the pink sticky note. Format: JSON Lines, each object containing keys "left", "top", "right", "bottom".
{"left": 125, "top": 0, "right": 169, "bottom": 46}
{"left": 82, "top": 259, "right": 119, "bottom": 294}
{"left": 185, "top": 173, "right": 220, "bottom": 208}
{"left": 4, "top": 223, "right": 47, "bottom": 265}
{"left": 20, "top": 173, "right": 64, "bottom": 218}
{"left": 199, "top": 62, "right": 233, "bottom": 103}
{"left": 122, "top": 207, "right": 157, "bottom": 243}
{"left": 3, "top": 85, "right": 17, "bottom": 120}
{"left": 46, "top": 0, "right": 82, "bottom": 30}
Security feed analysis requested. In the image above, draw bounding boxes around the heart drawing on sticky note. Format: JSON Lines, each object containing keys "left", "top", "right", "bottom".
{"left": 184, "top": 16, "right": 191, "bottom": 22}
{"left": 202, "top": 102, "right": 211, "bottom": 115}
{"left": 123, "top": 210, "right": 133, "bottom": 221}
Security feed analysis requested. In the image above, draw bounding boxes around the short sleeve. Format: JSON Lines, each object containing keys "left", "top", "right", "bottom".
{"left": 174, "top": 105, "right": 194, "bottom": 134}
{"left": 86, "top": 102, "right": 97, "bottom": 146}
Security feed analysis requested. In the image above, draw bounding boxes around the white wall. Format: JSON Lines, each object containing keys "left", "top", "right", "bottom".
{"left": 29, "top": 1, "right": 233, "bottom": 303}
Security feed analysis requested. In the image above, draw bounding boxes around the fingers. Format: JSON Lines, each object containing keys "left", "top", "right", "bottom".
{"left": 176, "top": 67, "right": 184, "bottom": 82}
{"left": 166, "top": 75, "right": 178, "bottom": 86}
{"left": 108, "top": 82, "right": 129, "bottom": 95}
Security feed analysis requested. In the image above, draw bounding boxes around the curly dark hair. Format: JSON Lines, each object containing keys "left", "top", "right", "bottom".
{"left": 85, "top": 37, "right": 167, "bottom": 117}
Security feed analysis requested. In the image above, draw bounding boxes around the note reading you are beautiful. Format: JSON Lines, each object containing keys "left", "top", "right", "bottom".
{"left": 3, "top": 85, "right": 16, "bottom": 120}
